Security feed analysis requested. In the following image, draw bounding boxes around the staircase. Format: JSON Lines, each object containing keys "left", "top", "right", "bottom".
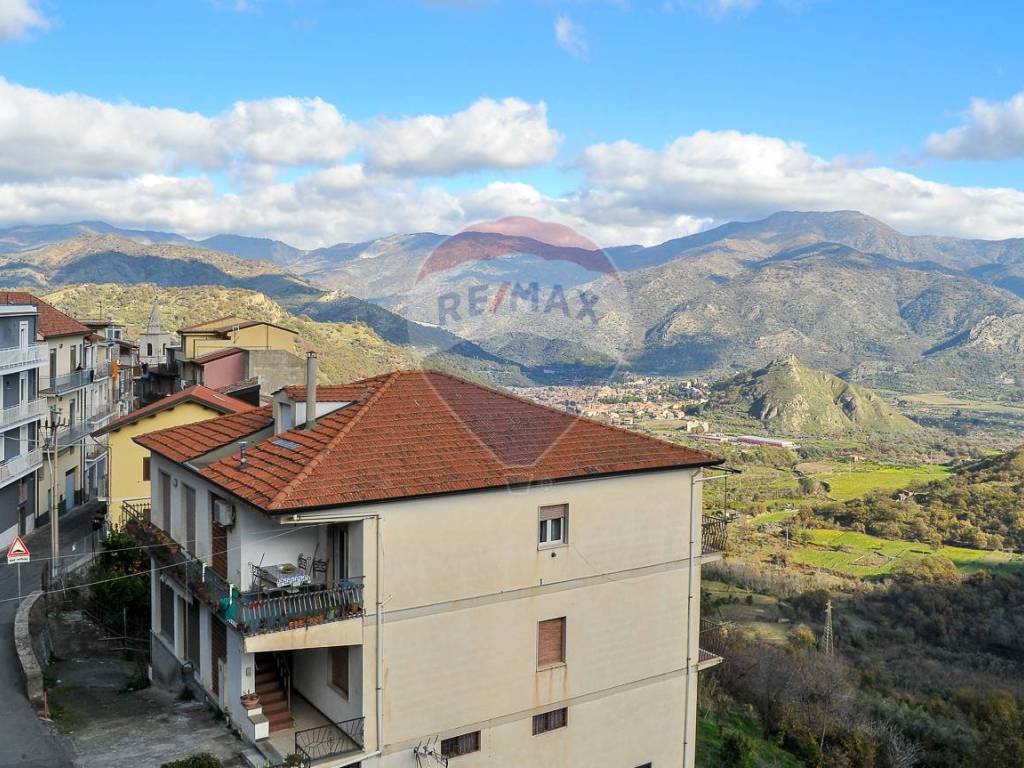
{"left": 255, "top": 657, "right": 294, "bottom": 733}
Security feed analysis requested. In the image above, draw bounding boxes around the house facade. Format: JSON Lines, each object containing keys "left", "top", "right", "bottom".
{"left": 0, "top": 301, "right": 45, "bottom": 547}
{"left": 131, "top": 370, "right": 727, "bottom": 768}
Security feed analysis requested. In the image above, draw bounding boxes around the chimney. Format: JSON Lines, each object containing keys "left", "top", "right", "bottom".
{"left": 305, "top": 351, "right": 318, "bottom": 429}
{"left": 238, "top": 440, "right": 249, "bottom": 469}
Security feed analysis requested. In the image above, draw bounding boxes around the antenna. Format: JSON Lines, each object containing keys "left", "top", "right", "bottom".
{"left": 822, "top": 600, "right": 835, "bottom": 658}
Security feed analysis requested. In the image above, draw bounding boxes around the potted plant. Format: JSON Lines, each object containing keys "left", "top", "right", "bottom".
{"left": 240, "top": 692, "right": 260, "bottom": 709}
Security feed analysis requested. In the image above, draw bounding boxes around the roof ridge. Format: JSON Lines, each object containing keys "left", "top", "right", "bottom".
{"left": 267, "top": 370, "right": 402, "bottom": 509}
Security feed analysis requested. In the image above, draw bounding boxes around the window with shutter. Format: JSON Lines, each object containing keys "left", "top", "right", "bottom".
{"left": 160, "top": 582, "right": 174, "bottom": 641}
{"left": 538, "top": 617, "right": 566, "bottom": 668}
{"left": 538, "top": 504, "right": 568, "bottom": 547}
{"left": 142, "top": 456, "right": 150, "bottom": 482}
{"left": 330, "top": 646, "right": 349, "bottom": 697}
{"left": 441, "top": 731, "right": 480, "bottom": 757}
{"left": 532, "top": 707, "right": 568, "bottom": 735}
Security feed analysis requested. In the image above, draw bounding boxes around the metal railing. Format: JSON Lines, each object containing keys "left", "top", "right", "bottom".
{"left": 0, "top": 343, "right": 46, "bottom": 371}
{"left": 0, "top": 448, "right": 42, "bottom": 483}
{"left": 702, "top": 514, "right": 729, "bottom": 555}
{"left": 40, "top": 367, "right": 94, "bottom": 394}
{"left": 45, "top": 420, "right": 92, "bottom": 451}
{"left": 698, "top": 618, "right": 728, "bottom": 666}
{"left": 294, "top": 717, "right": 365, "bottom": 763}
{"left": 237, "top": 577, "right": 365, "bottom": 636}
{"left": 1, "top": 397, "right": 45, "bottom": 426}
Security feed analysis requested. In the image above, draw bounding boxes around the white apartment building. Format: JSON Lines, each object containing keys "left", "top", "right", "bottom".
{"left": 0, "top": 300, "right": 46, "bottom": 547}
{"left": 131, "top": 369, "right": 728, "bottom": 768}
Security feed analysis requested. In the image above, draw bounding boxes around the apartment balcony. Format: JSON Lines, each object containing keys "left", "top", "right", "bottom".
{"left": 44, "top": 420, "right": 92, "bottom": 452}
{"left": 92, "top": 360, "right": 114, "bottom": 380}
{"left": 0, "top": 343, "right": 46, "bottom": 372}
{"left": 40, "top": 368, "right": 94, "bottom": 395}
{"left": 1, "top": 397, "right": 45, "bottom": 428}
{"left": 697, "top": 619, "right": 728, "bottom": 670}
{"left": 702, "top": 514, "right": 729, "bottom": 558}
{"left": 294, "top": 717, "right": 365, "bottom": 765}
{"left": 120, "top": 501, "right": 365, "bottom": 653}
{"left": 0, "top": 448, "right": 43, "bottom": 484}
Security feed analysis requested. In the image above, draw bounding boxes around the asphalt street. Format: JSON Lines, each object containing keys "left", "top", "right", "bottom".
{"left": 0, "top": 505, "right": 99, "bottom": 768}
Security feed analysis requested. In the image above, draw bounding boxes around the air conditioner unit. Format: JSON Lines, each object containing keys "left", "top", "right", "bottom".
{"left": 213, "top": 499, "right": 235, "bottom": 528}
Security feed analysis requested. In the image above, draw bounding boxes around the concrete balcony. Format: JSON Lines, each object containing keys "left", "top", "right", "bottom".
{"left": 0, "top": 448, "right": 43, "bottom": 484}
{"left": 0, "top": 343, "right": 46, "bottom": 372}
{"left": 1, "top": 397, "right": 45, "bottom": 428}
{"left": 40, "top": 368, "right": 94, "bottom": 395}
{"left": 697, "top": 619, "right": 728, "bottom": 670}
{"left": 702, "top": 514, "right": 729, "bottom": 558}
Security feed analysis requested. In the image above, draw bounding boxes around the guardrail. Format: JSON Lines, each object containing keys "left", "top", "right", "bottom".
{"left": 0, "top": 448, "right": 42, "bottom": 483}
{"left": 698, "top": 618, "right": 728, "bottom": 667}
{"left": 0, "top": 343, "right": 46, "bottom": 371}
{"left": 40, "top": 368, "right": 94, "bottom": 394}
{"left": 1, "top": 397, "right": 45, "bottom": 426}
{"left": 237, "top": 577, "right": 365, "bottom": 636}
{"left": 702, "top": 514, "right": 729, "bottom": 555}
{"left": 295, "top": 717, "right": 365, "bottom": 763}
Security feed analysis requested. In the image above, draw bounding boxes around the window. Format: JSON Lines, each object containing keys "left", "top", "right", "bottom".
{"left": 160, "top": 582, "right": 174, "bottom": 641}
{"left": 538, "top": 617, "right": 566, "bottom": 667}
{"left": 532, "top": 708, "right": 567, "bottom": 735}
{"left": 330, "top": 646, "right": 349, "bottom": 697}
{"left": 184, "top": 485, "right": 196, "bottom": 554}
{"left": 441, "top": 731, "right": 480, "bottom": 758}
{"left": 146, "top": 343, "right": 153, "bottom": 357}
{"left": 142, "top": 456, "right": 150, "bottom": 481}
{"left": 538, "top": 504, "right": 567, "bottom": 547}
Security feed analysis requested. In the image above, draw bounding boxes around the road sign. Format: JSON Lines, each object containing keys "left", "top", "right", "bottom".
{"left": 7, "top": 535, "right": 30, "bottom": 564}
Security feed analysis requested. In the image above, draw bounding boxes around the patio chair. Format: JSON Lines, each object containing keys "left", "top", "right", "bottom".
{"left": 297, "top": 553, "right": 310, "bottom": 575}
{"left": 311, "top": 558, "right": 328, "bottom": 583}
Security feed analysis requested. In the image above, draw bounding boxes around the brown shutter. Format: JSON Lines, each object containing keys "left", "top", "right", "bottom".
{"left": 160, "top": 582, "right": 174, "bottom": 641}
{"left": 538, "top": 618, "right": 566, "bottom": 667}
{"left": 211, "top": 521, "right": 228, "bottom": 579}
{"left": 184, "top": 486, "right": 196, "bottom": 554}
{"left": 142, "top": 456, "right": 150, "bottom": 481}
{"left": 539, "top": 504, "right": 567, "bottom": 521}
{"left": 186, "top": 601, "right": 201, "bottom": 669}
{"left": 330, "top": 646, "right": 349, "bottom": 696}
{"left": 210, "top": 616, "right": 226, "bottom": 697}
{"left": 159, "top": 472, "right": 171, "bottom": 531}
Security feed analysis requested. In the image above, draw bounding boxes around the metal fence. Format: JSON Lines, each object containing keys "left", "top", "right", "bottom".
{"left": 294, "top": 716, "right": 365, "bottom": 763}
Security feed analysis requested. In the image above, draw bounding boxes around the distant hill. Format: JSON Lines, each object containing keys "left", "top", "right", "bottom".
{"left": 709, "top": 355, "right": 921, "bottom": 435}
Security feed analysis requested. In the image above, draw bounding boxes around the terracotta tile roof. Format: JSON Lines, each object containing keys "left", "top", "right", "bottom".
{"left": 217, "top": 376, "right": 259, "bottom": 395}
{"left": 280, "top": 381, "right": 391, "bottom": 402}
{"left": 192, "top": 347, "right": 245, "bottom": 365}
{"left": 134, "top": 404, "right": 274, "bottom": 463}
{"left": 95, "top": 384, "right": 253, "bottom": 437}
{"left": 150, "top": 370, "right": 721, "bottom": 512}
{"left": 0, "top": 291, "right": 91, "bottom": 338}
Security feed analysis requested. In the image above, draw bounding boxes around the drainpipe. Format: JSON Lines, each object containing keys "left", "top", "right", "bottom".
{"left": 305, "top": 351, "right": 317, "bottom": 429}
{"left": 376, "top": 514, "right": 384, "bottom": 757}
{"left": 683, "top": 469, "right": 699, "bottom": 768}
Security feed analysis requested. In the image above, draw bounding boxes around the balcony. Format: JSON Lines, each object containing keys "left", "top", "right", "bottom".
{"left": 0, "top": 343, "right": 46, "bottom": 372}
{"left": 120, "top": 501, "right": 365, "bottom": 652}
{"left": 702, "top": 514, "right": 729, "bottom": 557}
{"left": 40, "top": 368, "right": 94, "bottom": 395}
{"left": 44, "top": 420, "right": 92, "bottom": 452}
{"left": 294, "top": 717, "right": 365, "bottom": 765}
{"left": 0, "top": 448, "right": 43, "bottom": 484}
{"left": 698, "top": 619, "right": 728, "bottom": 670}
{"left": 1, "top": 397, "right": 45, "bottom": 428}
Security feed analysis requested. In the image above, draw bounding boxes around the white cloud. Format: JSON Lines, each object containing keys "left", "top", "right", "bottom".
{"left": 578, "top": 129, "right": 1024, "bottom": 240}
{"left": 365, "top": 98, "right": 562, "bottom": 176}
{"left": 926, "top": 91, "right": 1024, "bottom": 160}
{"left": 219, "top": 97, "right": 359, "bottom": 166}
{"left": 554, "top": 15, "right": 588, "bottom": 59}
{"left": 664, "top": 0, "right": 760, "bottom": 16}
{"left": 0, "top": 0, "right": 47, "bottom": 40}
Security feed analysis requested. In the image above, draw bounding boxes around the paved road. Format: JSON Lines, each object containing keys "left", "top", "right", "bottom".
{"left": 0, "top": 505, "right": 100, "bottom": 768}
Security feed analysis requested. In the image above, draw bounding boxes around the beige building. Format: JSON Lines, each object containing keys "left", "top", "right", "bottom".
{"left": 131, "top": 369, "right": 727, "bottom": 768}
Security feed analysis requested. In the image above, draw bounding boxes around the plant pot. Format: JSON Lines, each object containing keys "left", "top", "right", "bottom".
{"left": 240, "top": 693, "right": 260, "bottom": 709}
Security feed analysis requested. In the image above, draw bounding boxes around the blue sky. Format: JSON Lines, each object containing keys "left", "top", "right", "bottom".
{"left": 0, "top": 0, "right": 1022, "bottom": 246}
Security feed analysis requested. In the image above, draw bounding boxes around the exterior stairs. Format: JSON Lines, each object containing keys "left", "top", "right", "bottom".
{"left": 254, "top": 659, "right": 294, "bottom": 733}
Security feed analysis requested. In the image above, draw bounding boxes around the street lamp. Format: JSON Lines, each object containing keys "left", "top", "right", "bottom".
{"left": 42, "top": 404, "right": 68, "bottom": 581}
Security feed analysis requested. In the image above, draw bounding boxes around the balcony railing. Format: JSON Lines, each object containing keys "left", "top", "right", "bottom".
{"left": 120, "top": 500, "right": 364, "bottom": 638}
{"left": 40, "top": 368, "right": 94, "bottom": 394}
{"left": 45, "top": 420, "right": 92, "bottom": 452}
{"left": 698, "top": 619, "right": 728, "bottom": 668}
{"left": 702, "top": 514, "right": 729, "bottom": 555}
{"left": 0, "top": 448, "right": 42, "bottom": 483}
{"left": 295, "top": 717, "right": 365, "bottom": 763}
{"left": 0, "top": 343, "right": 46, "bottom": 372}
{"left": 1, "top": 397, "right": 45, "bottom": 427}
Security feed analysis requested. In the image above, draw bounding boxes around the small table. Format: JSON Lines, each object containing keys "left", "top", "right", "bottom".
{"left": 257, "top": 563, "right": 311, "bottom": 589}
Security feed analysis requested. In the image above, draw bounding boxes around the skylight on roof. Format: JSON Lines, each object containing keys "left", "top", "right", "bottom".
{"left": 273, "top": 438, "right": 301, "bottom": 450}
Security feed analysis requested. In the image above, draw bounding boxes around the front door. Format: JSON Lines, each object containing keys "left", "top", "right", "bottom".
{"left": 64, "top": 468, "right": 75, "bottom": 513}
{"left": 18, "top": 321, "right": 27, "bottom": 349}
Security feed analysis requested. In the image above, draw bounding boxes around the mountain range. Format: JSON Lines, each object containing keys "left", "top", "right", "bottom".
{"left": 2, "top": 211, "right": 1023, "bottom": 394}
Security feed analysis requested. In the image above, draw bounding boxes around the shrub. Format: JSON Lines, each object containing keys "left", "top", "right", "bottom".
{"left": 160, "top": 755, "right": 223, "bottom": 768}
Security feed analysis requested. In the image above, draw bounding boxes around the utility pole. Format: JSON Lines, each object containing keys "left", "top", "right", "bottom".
{"left": 43, "top": 404, "right": 68, "bottom": 581}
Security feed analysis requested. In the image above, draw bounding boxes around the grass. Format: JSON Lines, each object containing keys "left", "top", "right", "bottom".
{"left": 703, "top": 580, "right": 790, "bottom": 643}
{"left": 822, "top": 463, "right": 951, "bottom": 500}
{"left": 789, "top": 529, "right": 1024, "bottom": 578}
{"left": 749, "top": 509, "right": 799, "bottom": 525}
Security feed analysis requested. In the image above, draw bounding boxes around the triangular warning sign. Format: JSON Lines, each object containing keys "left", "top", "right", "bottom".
{"left": 7, "top": 534, "right": 30, "bottom": 564}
